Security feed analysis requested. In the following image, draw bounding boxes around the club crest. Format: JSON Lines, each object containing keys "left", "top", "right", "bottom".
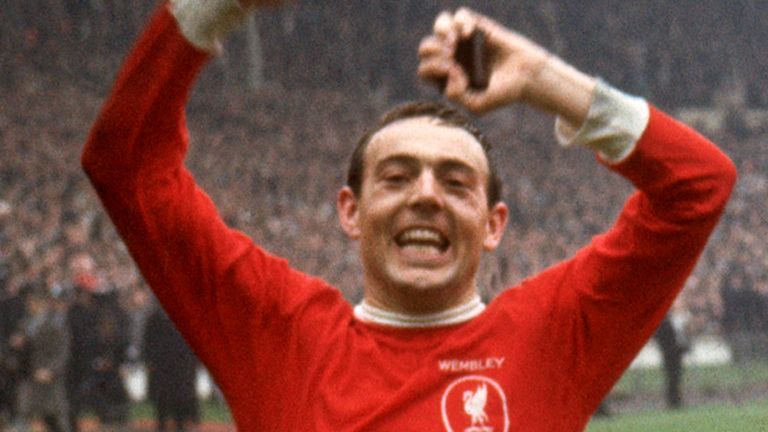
{"left": 441, "top": 375, "right": 509, "bottom": 432}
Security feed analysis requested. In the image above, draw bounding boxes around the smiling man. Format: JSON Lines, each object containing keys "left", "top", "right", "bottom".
{"left": 82, "top": 0, "right": 736, "bottom": 430}
{"left": 339, "top": 107, "right": 508, "bottom": 315}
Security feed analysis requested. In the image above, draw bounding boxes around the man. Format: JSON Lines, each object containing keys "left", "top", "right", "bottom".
{"left": 143, "top": 304, "right": 200, "bottom": 432}
{"left": 65, "top": 254, "right": 103, "bottom": 432}
{"left": 0, "top": 273, "right": 27, "bottom": 428}
{"left": 654, "top": 314, "right": 689, "bottom": 409}
{"left": 15, "top": 282, "right": 71, "bottom": 432}
{"left": 65, "top": 253, "right": 131, "bottom": 431}
{"left": 82, "top": 0, "right": 736, "bottom": 430}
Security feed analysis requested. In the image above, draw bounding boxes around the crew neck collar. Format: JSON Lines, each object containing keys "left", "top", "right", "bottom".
{"left": 353, "top": 295, "right": 486, "bottom": 328}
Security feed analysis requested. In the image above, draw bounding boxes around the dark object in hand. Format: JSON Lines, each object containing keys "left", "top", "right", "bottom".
{"left": 437, "top": 30, "right": 489, "bottom": 92}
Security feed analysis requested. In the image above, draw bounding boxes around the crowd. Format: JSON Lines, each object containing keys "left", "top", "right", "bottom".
{"left": 0, "top": 74, "right": 201, "bottom": 428}
{"left": 1, "top": 0, "right": 767, "bottom": 428}
{"left": 3, "top": 0, "right": 768, "bottom": 107}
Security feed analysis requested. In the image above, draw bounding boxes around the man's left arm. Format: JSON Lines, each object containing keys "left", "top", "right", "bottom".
{"left": 551, "top": 81, "right": 736, "bottom": 409}
{"left": 418, "top": 7, "right": 737, "bottom": 414}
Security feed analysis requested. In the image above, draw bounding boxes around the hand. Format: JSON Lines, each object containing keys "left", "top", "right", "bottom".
{"left": 418, "top": 8, "right": 595, "bottom": 124}
{"left": 418, "top": 8, "right": 550, "bottom": 113}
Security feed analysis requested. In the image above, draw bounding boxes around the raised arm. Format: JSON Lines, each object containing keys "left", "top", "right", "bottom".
{"left": 81, "top": 0, "right": 251, "bottom": 343}
{"left": 80, "top": 2, "right": 309, "bottom": 423}
{"left": 419, "top": 7, "right": 737, "bottom": 415}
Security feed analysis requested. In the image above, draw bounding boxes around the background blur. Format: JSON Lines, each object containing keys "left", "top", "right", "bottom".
{"left": 1, "top": 0, "right": 766, "bottom": 428}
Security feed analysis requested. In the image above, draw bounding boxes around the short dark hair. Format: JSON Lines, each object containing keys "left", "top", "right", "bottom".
{"left": 346, "top": 101, "right": 502, "bottom": 207}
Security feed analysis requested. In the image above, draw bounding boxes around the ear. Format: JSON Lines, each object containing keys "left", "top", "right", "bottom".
{"left": 483, "top": 201, "right": 508, "bottom": 251}
{"left": 337, "top": 186, "right": 361, "bottom": 240}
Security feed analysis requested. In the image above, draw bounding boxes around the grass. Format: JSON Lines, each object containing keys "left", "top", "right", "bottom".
{"left": 610, "top": 360, "right": 768, "bottom": 398}
{"left": 130, "top": 398, "right": 233, "bottom": 423}
{"left": 586, "top": 401, "right": 768, "bottom": 431}
{"left": 587, "top": 361, "right": 768, "bottom": 431}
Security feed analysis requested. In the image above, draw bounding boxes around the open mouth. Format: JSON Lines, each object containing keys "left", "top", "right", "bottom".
{"left": 394, "top": 228, "right": 450, "bottom": 253}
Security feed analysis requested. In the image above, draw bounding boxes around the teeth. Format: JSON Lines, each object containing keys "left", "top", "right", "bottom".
{"left": 400, "top": 229, "right": 442, "bottom": 243}
{"left": 396, "top": 228, "right": 448, "bottom": 250}
{"left": 404, "top": 244, "right": 441, "bottom": 254}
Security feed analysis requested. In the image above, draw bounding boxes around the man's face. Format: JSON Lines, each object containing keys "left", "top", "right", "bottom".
{"left": 338, "top": 116, "right": 507, "bottom": 312}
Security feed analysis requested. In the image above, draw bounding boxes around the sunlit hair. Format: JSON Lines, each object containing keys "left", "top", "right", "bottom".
{"left": 346, "top": 101, "right": 502, "bottom": 207}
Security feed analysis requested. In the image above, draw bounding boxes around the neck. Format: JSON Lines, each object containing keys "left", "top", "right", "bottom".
{"left": 354, "top": 294, "right": 485, "bottom": 328}
{"left": 362, "top": 273, "right": 482, "bottom": 314}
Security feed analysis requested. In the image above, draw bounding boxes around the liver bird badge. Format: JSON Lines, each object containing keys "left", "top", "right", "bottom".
{"left": 463, "top": 383, "right": 492, "bottom": 431}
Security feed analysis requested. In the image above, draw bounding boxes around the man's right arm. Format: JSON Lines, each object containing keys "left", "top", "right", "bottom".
{"left": 81, "top": 0, "right": 303, "bottom": 407}
{"left": 82, "top": 0, "right": 237, "bottom": 333}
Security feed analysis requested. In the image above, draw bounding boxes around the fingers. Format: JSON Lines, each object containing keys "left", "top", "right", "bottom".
{"left": 453, "top": 8, "right": 479, "bottom": 39}
{"left": 419, "top": 7, "right": 509, "bottom": 112}
{"left": 433, "top": 11, "right": 451, "bottom": 35}
{"left": 430, "top": 8, "right": 486, "bottom": 51}
{"left": 417, "top": 23, "right": 460, "bottom": 90}
{"left": 425, "top": 11, "right": 458, "bottom": 60}
{"left": 452, "top": 89, "right": 500, "bottom": 114}
{"left": 443, "top": 63, "right": 470, "bottom": 101}
{"left": 454, "top": 7, "right": 506, "bottom": 45}
{"left": 419, "top": 10, "right": 467, "bottom": 93}
{"left": 417, "top": 36, "right": 452, "bottom": 82}
{"left": 417, "top": 35, "right": 449, "bottom": 60}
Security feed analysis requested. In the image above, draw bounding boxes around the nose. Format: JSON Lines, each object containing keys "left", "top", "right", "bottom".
{"left": 408, "top": 170, "right": 443, "bottom": 212}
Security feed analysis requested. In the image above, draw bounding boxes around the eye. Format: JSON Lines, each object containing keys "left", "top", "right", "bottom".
{"left": 443, "top": 174, "right": 470, "bottom": 190}
{"left": 438, "top": 163, "right": 476, "bottom": 192}
{"left": 382, "top": 171, "right": 410, "bottom": 186}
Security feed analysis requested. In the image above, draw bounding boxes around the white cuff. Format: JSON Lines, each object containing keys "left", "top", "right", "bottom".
{"left": 555, "top": 80, "right": 650, "bottom": 164}
{"left": 169, "top": 0, "right": 248, "bottom": 53}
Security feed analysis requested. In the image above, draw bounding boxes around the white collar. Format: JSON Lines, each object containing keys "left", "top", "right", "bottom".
{"left": 353, "top": 295, "right": 485, "bottom": 328}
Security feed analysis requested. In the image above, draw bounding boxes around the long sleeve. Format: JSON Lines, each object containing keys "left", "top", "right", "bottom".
{"left": 81, "top": 4, "right": 236, "bottom": 362}
{"left": 522, "top": 97, "right": 737, "bottom": 416}
{"left": 81, "top": 5, "right": 322, "bottom": 426}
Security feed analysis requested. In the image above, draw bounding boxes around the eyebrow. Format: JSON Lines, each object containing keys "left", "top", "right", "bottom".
{"left": 374, "top": 154, "right": 479, "bottom": 177}
{"left": 374, "top": 155, "right": 419, "bottom": 174}
{"left": 436, "top": 160, "right": 478, "bottom": 177}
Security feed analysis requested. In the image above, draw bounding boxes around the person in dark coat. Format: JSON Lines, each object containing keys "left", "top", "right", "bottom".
{"left": 65, "top": 252, "right": 131, "bottom": 431}
{"left": 82, "top": 299, "right": 131, "bottom": 429}
{"left": 0, "top": 277, "right": 28, "bottom": 428}
{"left": 654, "top": 314, "right": 689, "bottom": 409}
{"left": 143, "top": 305, "right": 200, "bottom": 432}
{"left": 65, "top": 274, "right": 102, "bottom": 431}
{"left": 15, "top": 282, "right": 71, "bottom": 432}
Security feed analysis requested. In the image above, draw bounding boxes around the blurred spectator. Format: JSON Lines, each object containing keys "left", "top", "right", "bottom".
{"left": 14, "top": 281, "right": 71, "bottom": 432}
{"left": 65, "top": 253, "right": 130, "bottom": 431}
{"left": 0, "top": 279, "right": 28, "bottom": 428}
{"left": 65, "top": 255, "right": 103, "bottom": 432}
{"left": 654, "top": 314, "right": 690, "bottom": 409}
{"left": 143, "top": 305, "right": 201, "bottom": 432}
{"left": 721, "top": 265, "right": 768, "bottom": 363}
{"left": 82, "top": 297, "right": 131, "bottom": 430}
